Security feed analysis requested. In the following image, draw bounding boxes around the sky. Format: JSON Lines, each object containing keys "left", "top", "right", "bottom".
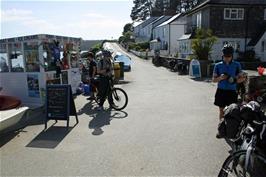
{"left": 0, "top": 0, "right": 134, "bottom": 40}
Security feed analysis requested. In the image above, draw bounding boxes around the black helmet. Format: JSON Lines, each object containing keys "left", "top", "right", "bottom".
{"left": 222, "top": 44, "right": 234, "bottom": 57}
{"left": 102, "top": 50, "right": 112, "bottom": 57}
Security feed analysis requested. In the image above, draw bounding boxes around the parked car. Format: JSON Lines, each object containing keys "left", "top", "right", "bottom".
{"left": 114, "top": 54, "right": 132, "bottom": 71}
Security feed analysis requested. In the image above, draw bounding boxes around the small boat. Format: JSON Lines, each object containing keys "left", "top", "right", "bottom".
{"left": 0, "top": 95, "right": 21, "bottom": 110}
{"left": 0, "top": 95, "right": 29, "bottom": 132}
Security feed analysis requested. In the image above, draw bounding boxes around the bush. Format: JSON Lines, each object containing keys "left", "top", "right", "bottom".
{"left": 129, "top": 42, "right": 149, "bottom": 51}
{"left": 135, "top": 46, "right": 141, "bottom": 51}
{"left": 192, "top": 28, "right": 217, "bottom": 60}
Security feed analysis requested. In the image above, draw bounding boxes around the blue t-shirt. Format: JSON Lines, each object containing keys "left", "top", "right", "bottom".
{"left": 213, "top": 60, "right": 242, "bottom": 91}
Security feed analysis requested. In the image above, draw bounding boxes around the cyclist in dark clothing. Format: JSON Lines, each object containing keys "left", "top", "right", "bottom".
{"left": 86, "top": 52, "right": 97, "bottom": 99}
{"left": 96, "top": 50, "right": 114, "bottom": 111}
{"left": 81, "top": 52, "right": 96, "bottom": 81}
{"left": 87, "top": 53, "right": 97, "bottom": 78}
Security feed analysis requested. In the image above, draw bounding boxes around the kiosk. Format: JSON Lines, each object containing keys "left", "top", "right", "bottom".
{"left": 0, "top": 34, "right": 82, "bottom": 107}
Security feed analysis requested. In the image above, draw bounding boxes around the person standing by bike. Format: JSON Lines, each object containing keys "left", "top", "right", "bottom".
{"left": 96, "top": 50, "right": 114, "bottom": 111}
{"left": 212, "top": 44, "right": 246, "bottom": 138}
{"left": 86, "top": 52, "right": 97, "bottom": 99}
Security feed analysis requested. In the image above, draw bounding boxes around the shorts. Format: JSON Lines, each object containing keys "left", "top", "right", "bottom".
{"left": 214, "top": 88, "right": 238, "bottom": 108}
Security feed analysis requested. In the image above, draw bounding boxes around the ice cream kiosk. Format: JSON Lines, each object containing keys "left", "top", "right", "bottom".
{"left": 0, "top": 34, "right": 82, "bottom": 108}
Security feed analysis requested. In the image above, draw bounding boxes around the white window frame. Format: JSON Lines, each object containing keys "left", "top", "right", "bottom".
{"left": 196, "top": 12, "right": 202, "bottom": 28}
{"left": 163, "top": 27, "right": 166, "bottom": 38}
{"left": 224, "top": 8, "right": 244, "bottom": 20}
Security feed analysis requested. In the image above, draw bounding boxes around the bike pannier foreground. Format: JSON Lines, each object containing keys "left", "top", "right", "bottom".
{"left": 223, "top": 103, "right": 242, "bottom": 139}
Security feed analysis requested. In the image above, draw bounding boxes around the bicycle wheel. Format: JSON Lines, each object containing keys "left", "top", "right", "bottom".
{"left": 218, "top": 150, "right": 266, "bottom": 177}
{"left": 109, "top": 88, "right": 128, "bottom": 111}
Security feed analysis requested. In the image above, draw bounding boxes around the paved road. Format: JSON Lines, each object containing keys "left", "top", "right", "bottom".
{"left": 1, "top": 43, "right": 229, "bottom": 176}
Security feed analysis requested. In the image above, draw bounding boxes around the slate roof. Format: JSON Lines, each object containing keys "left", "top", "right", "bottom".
{"left": 248, "top": 24, "right": 266, "bottom": 46}
{"left": 157, "top": 13, "right": 182, "bottom": 27}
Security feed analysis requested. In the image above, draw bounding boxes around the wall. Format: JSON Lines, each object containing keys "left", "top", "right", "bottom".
{"left": 210, "top": 38, "right": 250, "bottom": 61}
{"left": 0, "top": 72, "right": 44, "bottom": 107}
{"left": 210, "top": 5, "right": 266, "bottom": 38}
{"left": 178, "top": 37, "right": 249, "bottom": 60}
{"left": 169, "top": 18, "right": 185, "bottom": 56}
{"left": 153, "top": 25, "right": 169, "bottom": 51}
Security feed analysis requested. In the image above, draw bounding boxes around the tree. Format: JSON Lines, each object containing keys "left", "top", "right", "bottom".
{"left": 131, "top": 0, "right": 154, "bottom": 22}
{"left": 123, "top": 23, "right": 133, "bottom": 35}
{"left": 192, "top": 28, "right": 217, "bottom": 60}
{"left": 181, "top": 0, "right": 206, "bottom": 12}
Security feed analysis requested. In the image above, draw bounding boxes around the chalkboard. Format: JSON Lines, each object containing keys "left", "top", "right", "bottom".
{"left": 45, "top": 84, "right": 78, "bottom": 129}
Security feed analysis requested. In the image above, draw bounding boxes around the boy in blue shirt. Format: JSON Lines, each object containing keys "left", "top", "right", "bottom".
{"left": 212, "top": 45, "right": 246, "bottom": 138}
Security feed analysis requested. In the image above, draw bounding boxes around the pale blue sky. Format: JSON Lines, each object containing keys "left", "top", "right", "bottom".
{"left": 1, "top": 0, "right": 133, "bottom": 40}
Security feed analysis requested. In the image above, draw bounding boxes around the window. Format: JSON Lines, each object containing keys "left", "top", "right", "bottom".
{"left": 163, "top": 27, "right": 166, "bottom": 38}
{"left": 224, "top": 8, "right": 244, "bottom": 20}
{"left": 262, "top": 41, "right": 265, "bottom": 52}
{"left": 9, "top": 43, "right": 25, "bottom": 72}
{"left": 0, "top": 43, "right": 9, "bottom": 72}
{"left": 264, "top": 9, "right": 266, "bottom": 20}
{"left": 24, "top": 42, "right": 40, "bottom": 72}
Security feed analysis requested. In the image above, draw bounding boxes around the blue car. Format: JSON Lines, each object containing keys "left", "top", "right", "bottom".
{"left": 114, "top": 54, "right": 132, "bottom": 71}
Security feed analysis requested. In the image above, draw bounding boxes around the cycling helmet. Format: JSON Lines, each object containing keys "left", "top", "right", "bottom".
{"left": 222, "top": 44, "right": 234, "bottom": 57}
{"left": 102, "top": 50, "right": 112, "bottom": 57}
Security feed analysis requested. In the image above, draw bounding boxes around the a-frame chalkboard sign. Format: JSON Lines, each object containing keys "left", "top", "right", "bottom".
{"left": 45, "top": 84, "right": 79, "bottom": 129}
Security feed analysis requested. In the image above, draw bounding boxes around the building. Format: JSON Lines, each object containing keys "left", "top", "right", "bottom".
{"left": 178, "top": 0, "right": 266, "bottom": 61}
{"left": 151, "top": 13, "right": 186, "bottom": 56}
{"left": 0, "top": 34, "right": 81, "bottom": 107}
{"left": 133, "top": 17, "right": 159, "bottom": 43}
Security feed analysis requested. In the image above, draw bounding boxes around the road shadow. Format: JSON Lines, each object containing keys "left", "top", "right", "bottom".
{"left": 26, "top": 123, "right": 77, "bottom": 149}
{"left": 0, "top": 108, "right": 40, "bottom": 147}
{"left": 115, "top": 80, "right": 131, "bottom": 85}
{"left": 191, "top": 77, "right": 212, "bottom": 83}
{"left": 0, "top": 129, "right": 27, "bottom": 148}
{"left": 88, "top": 109, "right": 128, "bottom": 136}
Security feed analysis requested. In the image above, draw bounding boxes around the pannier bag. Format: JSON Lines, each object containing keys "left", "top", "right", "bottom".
{"left": 240, "top": 101, "right": 261, "bottom": 123}
{"left": 223, "top": 103, "right": 242, "bottom": 139}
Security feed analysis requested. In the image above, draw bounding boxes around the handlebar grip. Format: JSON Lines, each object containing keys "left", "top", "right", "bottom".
{"left": 253, "top": 120, "right": 266, "bottom": 126}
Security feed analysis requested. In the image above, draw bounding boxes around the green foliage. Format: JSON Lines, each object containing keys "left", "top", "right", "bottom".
{"left": 128, "top": 42, "right": 149, "bottom": 51}
{"left": 119, "top": 36, "right": 125, "bottom": 44}
{"left": 192, "top": 28, "right": 217, "bottom": 60}
{"left": 123, "top": 23, "right": 133, "bottom": 35}
{"left": 174, "top": 52, "right": 179, "bottom": 58}
{"left": 123, "top": 31, "right": 133, "bottom": 43}
{"left": 90, "top": 43, "right": 102, "bottom": 55}
{"left": 131, "top": 0, "right": 153, "bottom": 21}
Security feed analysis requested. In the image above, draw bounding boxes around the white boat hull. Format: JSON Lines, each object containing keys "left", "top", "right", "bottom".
{"left": 0, "top": 106, "right": 29, "bottom": 132}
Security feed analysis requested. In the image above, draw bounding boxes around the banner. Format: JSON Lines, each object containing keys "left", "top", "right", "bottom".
{"left": 27, "top": 74, "right": 40, "bottom": 97}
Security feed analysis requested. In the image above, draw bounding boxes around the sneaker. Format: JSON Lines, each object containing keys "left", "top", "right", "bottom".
{"left": 96, "top": 106, "right": 103, "bottom": 111}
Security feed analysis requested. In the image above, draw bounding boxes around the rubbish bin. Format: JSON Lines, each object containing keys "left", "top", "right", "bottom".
{"left": 119, "top": 62, "right": 124, "bottom": 80}
{"left": 113, "top": 62, "right": 120, "bottom": 80}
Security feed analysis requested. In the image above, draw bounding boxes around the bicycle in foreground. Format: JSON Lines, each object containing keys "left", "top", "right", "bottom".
{"left": 90, "top": 76, "right": 128, "bottom": 111}
{"left": 218, "top": 117, "right": 266, "bottom": 177}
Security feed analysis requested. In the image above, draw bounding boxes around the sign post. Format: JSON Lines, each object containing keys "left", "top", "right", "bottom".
{"left": 45, "top": 84, "right": 78, "bottom": 129}
{"left": 189, "top": 59, "right": 201, "bottom": 78}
